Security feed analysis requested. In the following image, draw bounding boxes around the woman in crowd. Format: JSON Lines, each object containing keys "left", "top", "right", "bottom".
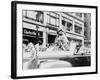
{"left": 23, "top": 42, "right": 39, "bottom": 70}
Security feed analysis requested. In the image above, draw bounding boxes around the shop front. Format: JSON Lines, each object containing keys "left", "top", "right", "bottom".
{"left": 23, "top": 28, "right": 43, "bottom": 45}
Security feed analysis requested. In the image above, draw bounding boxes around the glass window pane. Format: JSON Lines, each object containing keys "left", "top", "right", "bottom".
{"left": 74, "top": 25, "right": 82, "bottom": 34}
{"left": 66, "top": 22, "right": 73, "bottom": 31}
{"left": 27, "top": 11, "right": 37, "bottom": 19}
{"left": 46, "top": 15, "right": 49, "bottom": 23}
{"left": 26, "top": 11, "right": 43, "bottom": 23}
{"left": 50, "top": 17, "right": 56, "bottom": 25}
{"left": 75, "top": 13, "right": 82, "bottom": 18}
{"left": 62, "top": 20, "right": 66, "bottom": 26}
{"left": 36, "top": 11, "right": 43, "bottom": 23}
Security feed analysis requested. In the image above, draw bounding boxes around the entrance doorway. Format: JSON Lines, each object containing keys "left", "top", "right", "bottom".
{"left": 48, "top": 34, "right": 56, "bottom": 44}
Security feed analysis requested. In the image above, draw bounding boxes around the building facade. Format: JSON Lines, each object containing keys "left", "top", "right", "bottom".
{"left": 22, "top": 10, "right": 85, "bottom": 49}
{"left": 84, "top": 13, "right": 91, "bottom": 48}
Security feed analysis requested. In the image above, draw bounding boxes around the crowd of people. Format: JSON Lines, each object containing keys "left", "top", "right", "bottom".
{"left": 22, "top": 42, "right": 39, "bottom": 69}
{"left": 22, "top": 29, "right": 90, "bottom": 69}
{"left": 22, "top": 30, "right": 83, "bottom": 61}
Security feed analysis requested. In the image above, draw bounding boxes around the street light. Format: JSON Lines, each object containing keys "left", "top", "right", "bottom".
{"left": 36, "top": 25, "right": 39, "bottom": 44}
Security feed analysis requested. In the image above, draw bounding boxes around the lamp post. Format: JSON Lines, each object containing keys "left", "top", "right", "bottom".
{"left": 35, "top": 25, "right": 39, "bottom": 69}
{"left": 36, "top": 25, "right": 39, "bottom": 44}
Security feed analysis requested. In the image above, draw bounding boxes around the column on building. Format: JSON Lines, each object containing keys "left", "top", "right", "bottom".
{"left": 81, "top": 13, "right": 85, "bottom": 48}
{"left": 82, "top": 22, "right": 84, "bottom": 48}
{"left": 59, "top": 13, "right": 63, "bottom": 30}
{"left": 42, "top": 12, "right": 48, "bottom": 48}
{"left": 42, "top": 31, "right": 47, "bottom": 48}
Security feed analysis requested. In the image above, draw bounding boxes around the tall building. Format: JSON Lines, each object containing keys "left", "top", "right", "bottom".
{"left": 84, "top": 13, "right": 91, "bottom": 48}
{"left": 22, "top": 10, "right": 85, "bottom": 49}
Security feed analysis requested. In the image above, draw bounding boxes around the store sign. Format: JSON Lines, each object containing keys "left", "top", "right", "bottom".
{"left": 23, "top": 28, "right": 36, "bottom": 35}
{"left": 23, "top": 28, "right": 42, "bottom": 37}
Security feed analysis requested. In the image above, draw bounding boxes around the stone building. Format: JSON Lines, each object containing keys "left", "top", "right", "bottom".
{"left": 84, "top": 13, "right": 91, "bottom": 48}
{"left": 22, "top": 10, "right": 85, "bottom": 49}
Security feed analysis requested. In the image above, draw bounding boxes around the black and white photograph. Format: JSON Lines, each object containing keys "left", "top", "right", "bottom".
{"left": 11, "top": 1, "right": 97, "bottom": 79}
{"left": 22, "top": 11, "right": 91, "bottom": 70}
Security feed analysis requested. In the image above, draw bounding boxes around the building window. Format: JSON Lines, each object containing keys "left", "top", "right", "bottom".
{"left": 67, "top": 12, "right": 83, "bottom": 18}
{"left": 66, "top": 22, "right": 73, "bottom": 31}
{"left": 62, "top": 20, "right": 66, "bottom": 26}
{"left": 36, "top": 11, "right": 43, "bottom": 23}
{"left": 84, "top": 31, "right": 87, "bottom": 40}
{"left": 50, "top": 17, "right": 56, "bottom": 25}
{"left": 47, "top": 12, "right": 59, "bottom": 27}
{"left": 75, "top": 13, "right": 82, "bottom": 18}
{"left": 84, "top": 22, "right": 87, "bottom": 27}
{"left": 62, "top": 19, "right": 73, "bottom": 32}
{"left": 24, "top": 10, "right": 44, "bottom": 23}
{"left": 84, "top": 13, "right": 86, "bottom": 17}
{"left": 74, "top": 25, "right": 82, "bottom": 34}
